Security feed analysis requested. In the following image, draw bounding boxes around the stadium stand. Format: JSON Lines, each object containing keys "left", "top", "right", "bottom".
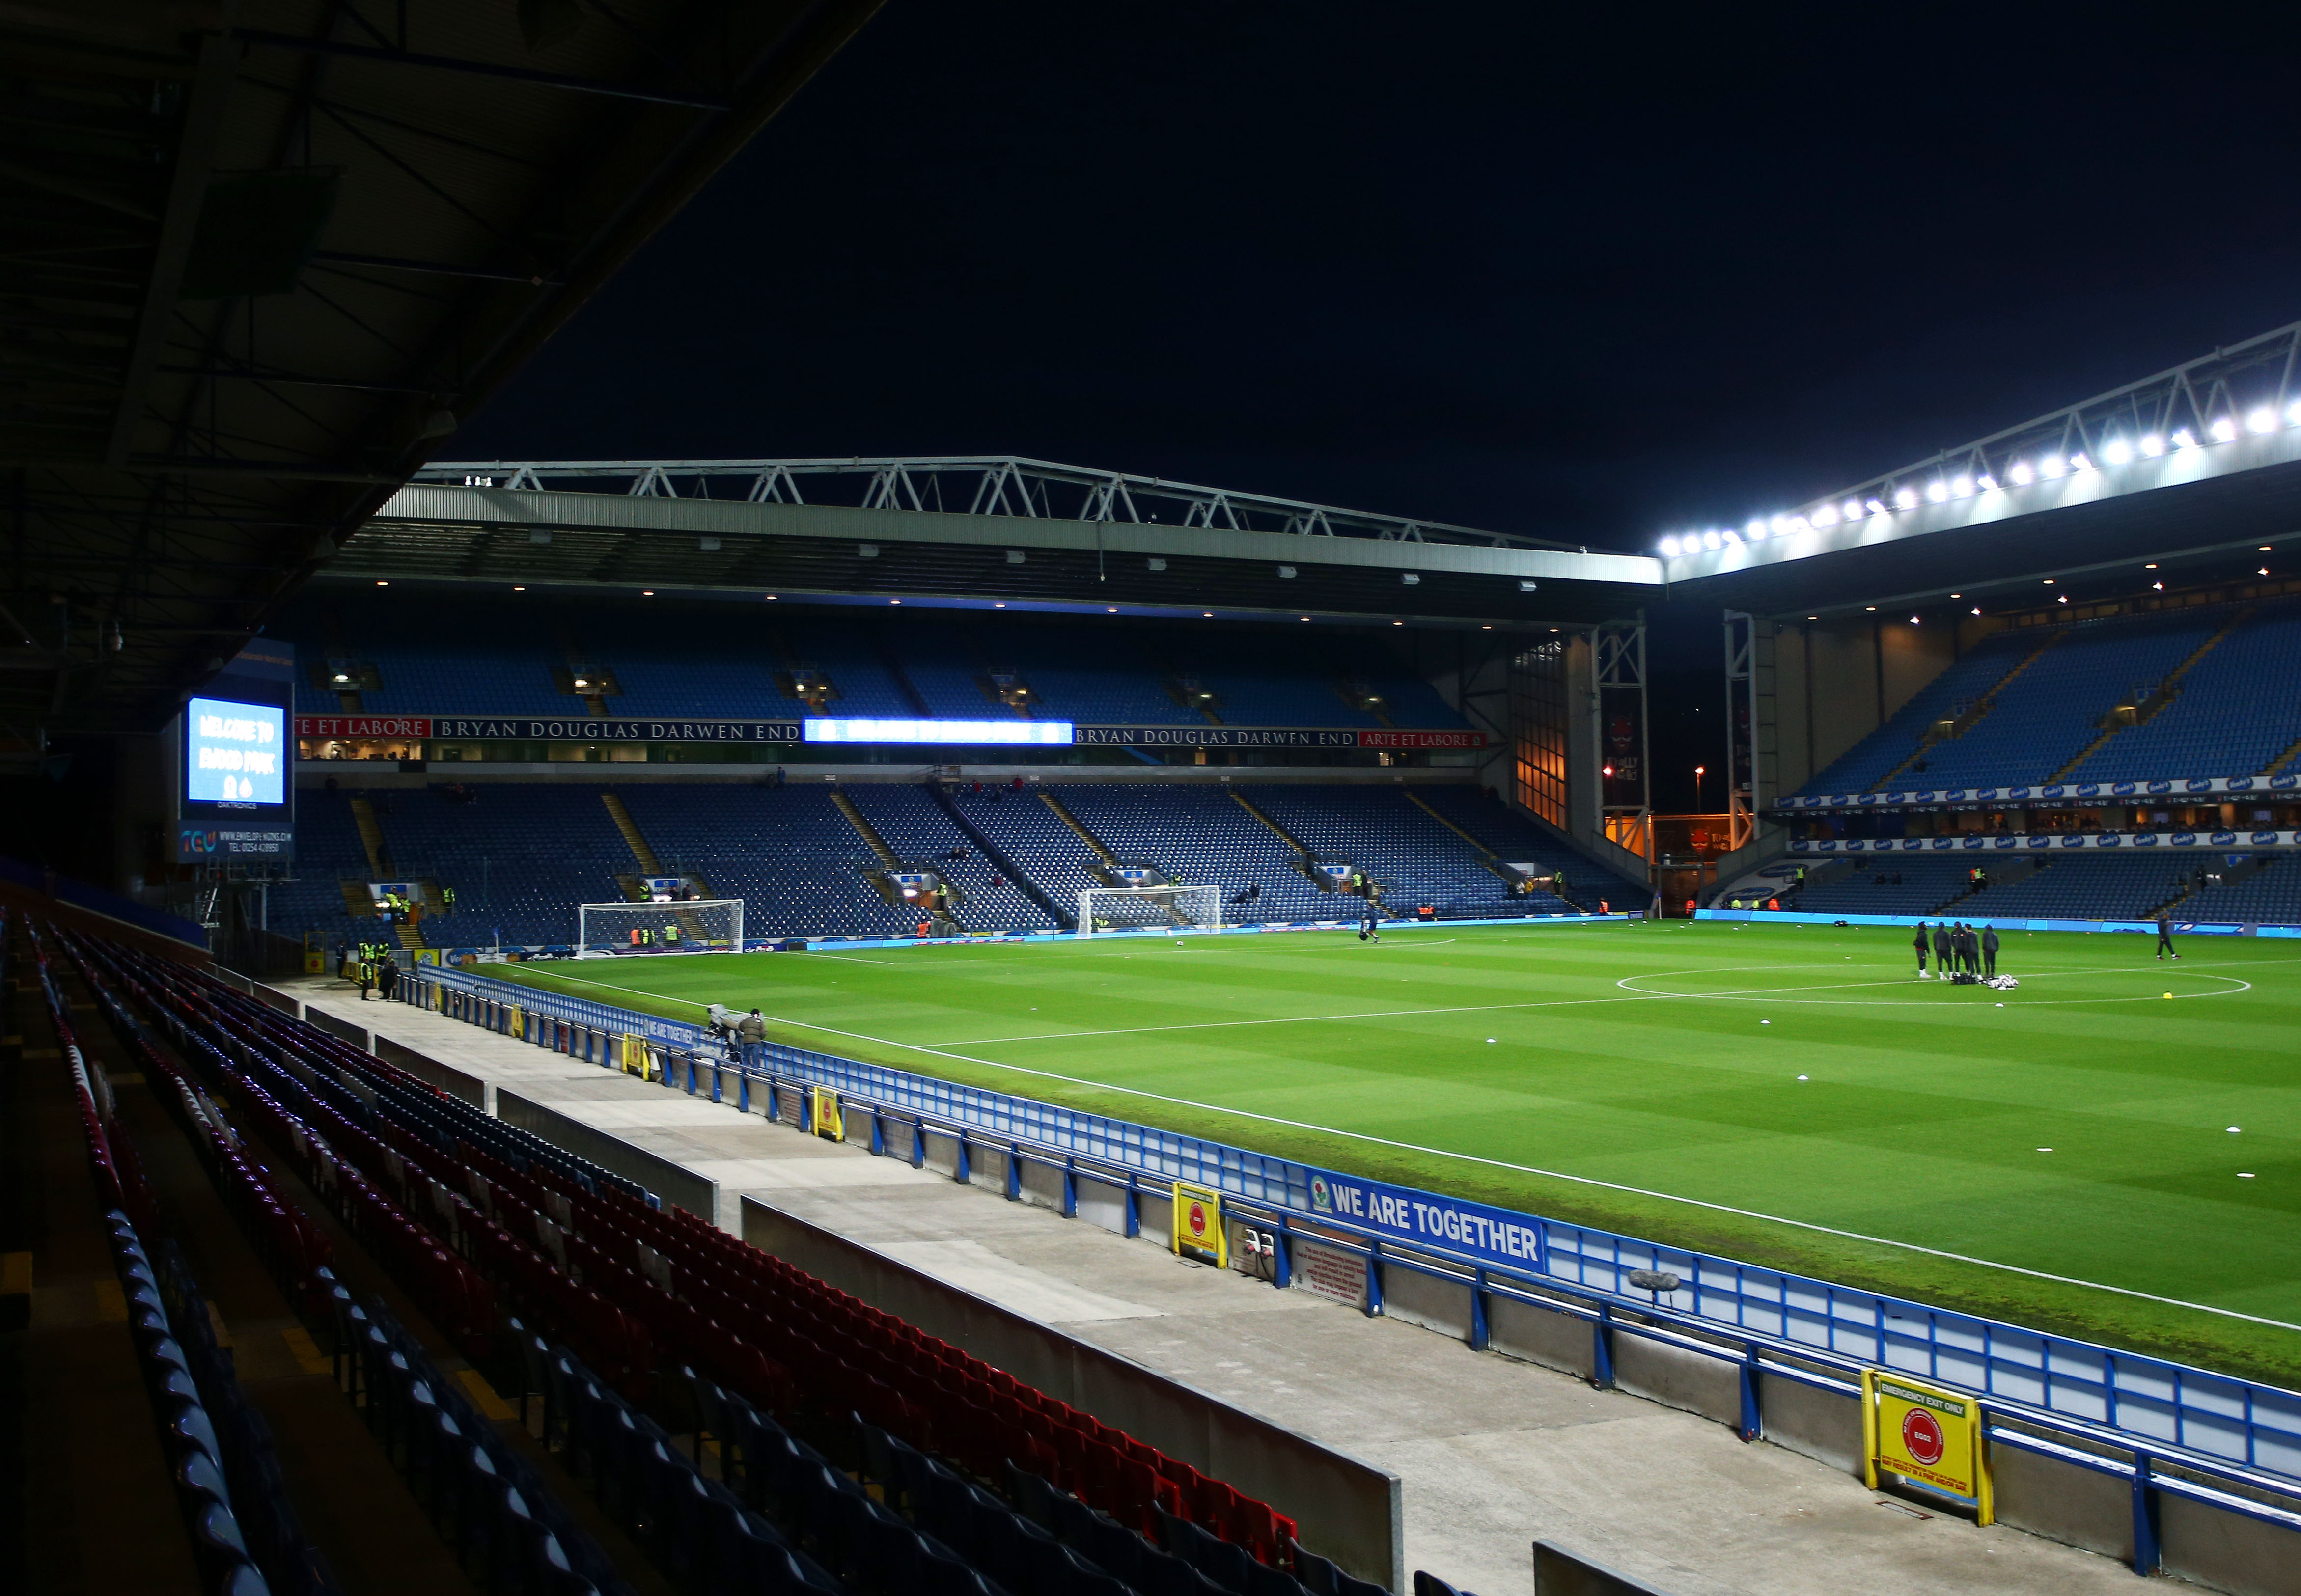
{"left": 1774, "top": 857, "right": 1985, "bottom": 918}
{"left": 1798, "top": 597, "right": 2301, "bottom": 795}
{"left": 2071, "top": 600, "right": 2301, "bottom": 780}
{"left": 273, "top": 594, "right": 1477, "bottom": 732}
{"left": 267, "top": 779, "right": 1642, "bottom": 948}
{"left": 1937, "top": 854, "right": 2198, "bottom": 921}
{"left": 56, "top": 921, "right": 1349, "bottom": 1596}
{"left": 2171, "top": 855, "right": 2301, "bottom": 923}
{"left": 1792, "top": 631, "right": 2039, "bottom": 797}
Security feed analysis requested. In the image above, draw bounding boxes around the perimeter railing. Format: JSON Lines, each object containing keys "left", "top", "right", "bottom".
{"left": 399, "top": 960, "right": 2301, "bottom": 1556}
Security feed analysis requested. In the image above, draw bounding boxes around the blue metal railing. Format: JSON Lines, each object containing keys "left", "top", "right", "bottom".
{"left": 408, "top": 961, "right": 2301, "bottom": 1498}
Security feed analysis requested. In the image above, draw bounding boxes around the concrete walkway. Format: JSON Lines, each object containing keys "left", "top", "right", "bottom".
{"left": 292, "top": 978, "right": 2141, "bottom": 1596}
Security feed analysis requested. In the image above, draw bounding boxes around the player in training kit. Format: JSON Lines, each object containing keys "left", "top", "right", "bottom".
{"left": 1913, "top": 921, "right": 1930, "bottom": 978}
{"left": 1358, "top": 905, "right": 1381, "bottom": 942}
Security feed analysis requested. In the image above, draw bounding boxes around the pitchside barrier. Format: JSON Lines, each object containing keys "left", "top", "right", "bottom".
{"left": 397, "top": 962, "right": 2301, "bottom": 1584}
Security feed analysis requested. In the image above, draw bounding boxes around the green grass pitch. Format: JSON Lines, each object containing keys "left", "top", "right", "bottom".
{"left": 490, "top": 919, "right": 2301, "bottom": 1387}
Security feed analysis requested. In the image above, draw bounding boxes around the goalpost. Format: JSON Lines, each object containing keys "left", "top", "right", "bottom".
{"left": 577, "top": 899, "right": 744, "bottom": 956}
{"left": 1076, "top": 884, "right": 1223, "bottom": 936}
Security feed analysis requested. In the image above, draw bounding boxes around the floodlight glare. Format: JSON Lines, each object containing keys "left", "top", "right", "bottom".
{"left": 1747, "top": 518, "right": 1768, "bottom": 539}
{"left": 2039, "top": 455, "right": 2067, "bottom": 478}
{"left": 2070, "top": 453, "right": 2094, "bottom": 472}
{"left": 1787, "top": 514, "right": 1810, "bottom": 532}
{"left": 2289, "top": 401, "right": 2301, "bottom": 426}
{"left": 2172, "top": 428, "right": 2198, "bottom": 451}
{"left": 1812, "top": 504, "right": 1840, "bottom": 527}
{"left": 2140, "top": 433, "right": 2166, "bottom": 456}
{"left": 1724, "top": 529, "right": 1743, "bottom": 544}
{"left": 1892, "top": 487, "right": 1919, "bottom": 510}
{"left": 1660, "top": 536, "right": 1681, "bottom": 556}
{"left": 1951, "top": 475, "right": 1973, "bottom": 496}
{"left": 1865, "top": 498, "right": 1886, "bottom": 516}
{"left": 2009, "top": 461, "right": 2035, "bottom": 485}
{"left": 1702, "top": 530, "right": 1722, "bottom": 550}
{"left": 1977, "top": 474, "right": 1998, "bottom": 491}
{"left": 2103, "top": 437, "right": 2133, "bottom": 464}
{"left": 1925, "top": 480, "right": 1948, "bottom": 503}
{"left": 2211, "top": 416, "right": 2238, "bottom": 442}
{"left": 1841, "top": 498, "right": 1863, "bottom": 520}
{"left": 2247, "top": 408, "right": 2277, "bottom": 435}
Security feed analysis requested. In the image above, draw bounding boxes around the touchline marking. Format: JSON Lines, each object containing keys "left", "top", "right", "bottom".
{"left": 736, "top": 1005, "right": 2301, "bottom": 1336}
{"left": 1616, "top": 964, "right": 2254, "bottom": 1005}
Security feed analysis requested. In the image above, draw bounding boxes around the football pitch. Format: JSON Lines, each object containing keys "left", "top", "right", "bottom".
{"left": 491, "top": 919, "right": 2301, "bottom": 1386}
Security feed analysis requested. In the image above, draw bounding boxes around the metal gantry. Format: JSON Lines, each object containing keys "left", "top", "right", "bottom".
{"left": 1672, "top": 319, "right": 2301, "bottom": 547}
{"left": 1596, "top": 622, "right": 1652, "bottom": 873}
{"left": 413, "top": 456, "right": 1576, "bottom": 551}
{"left": 1722, "top": 611, "right": 1758, "bottom": 853}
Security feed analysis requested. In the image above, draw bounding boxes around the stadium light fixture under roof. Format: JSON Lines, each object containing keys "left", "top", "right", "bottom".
{"left": 1657, "top": 317, "right": 2301, "bottom": 563}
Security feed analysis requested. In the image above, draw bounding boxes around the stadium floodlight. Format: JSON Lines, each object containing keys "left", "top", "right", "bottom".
{"left": 2103, "top": 437, "right": 2133, "bottom": 464}
{"left": 579, "top": 899, "right": 743, "bottom": 957}
{"left": 1864, "top": 497, "right": 1886, "bottom": 516}
{"left": 2040, "top": 454, "right": 2067, "bottom": 478}
{"left": 2009, "top": 460, "right": 2035, "bottom": 485}
{"left": 1723, "top": 528, "right": 1742, "bottom": 544}
{"left": 2289, "top": 401, "right": 2301, "bottom": 426}
{"left": 2172, "top": 428, "right": 2199, "bottom": 450}
{"left": 1842, "top": 498, "right": 1864, "bottom": 520}
{"left": 1812, "top": 504, "right": 1839, "bottom": 526}
{"left": 1748, "top": 518, "right": 1770, "bottom": 538}
{"left": 1077, "top": 884, "right": 1223, "bottom": 936}
{"left": 2247, "top": 407, "right": 2277, "bottom": 434}
{"left": 1951, "top": 474, "right": 1973, "bottom": 496}
{"left": 1659, "top": 536, "right": 1681, "bottom": 556}
{"left": 2211, "top": 416, "right": 2238, "bottom": 442}
{"left": 1925, "top": 480, "right": 1948, "bottom": 503}
{"left": 1702, "top": 530, "right": 1722, "bottom": 550}
{"left": 2070, "top": 453, "right": 2094, "bottom": 472}
{"left": 1977, "top": 473, "right": 1998, "bottom": 490}
{"left": 2140, "top": 433, "right": 2166, "bottom": 456}
{"left": 1893, "top": 486, "right": 1919, "bottom": 509}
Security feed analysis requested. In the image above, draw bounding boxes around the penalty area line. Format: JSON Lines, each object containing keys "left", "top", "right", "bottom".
{"left": 743, "top": 1005, "right": 2301, "bottom": 1337}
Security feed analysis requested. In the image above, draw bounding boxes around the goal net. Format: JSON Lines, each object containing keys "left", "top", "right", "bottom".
{"left": 1076, "top": 884, "right": 1223, "bottom": 936}
{"left": 578, "top": 899, "right": 743, "bottom": 956}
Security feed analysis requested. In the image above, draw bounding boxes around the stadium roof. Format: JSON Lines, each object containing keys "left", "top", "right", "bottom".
{"left": 339, "top": 457, "right": 1665, "bottom": 627}
{"left": 0, "top": 0, "right": 882, "bottom": 743}
{"left": 1664, "top": 321, "right": 2301, "bottom": 616}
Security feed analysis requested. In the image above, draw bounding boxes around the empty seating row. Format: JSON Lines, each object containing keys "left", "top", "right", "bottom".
{"left": 276, "top": 593, "right": 1474, "bottom": 730}
{"left": 1798, "top": 596, "right": 2301, "bottom": 796}
{"left": 73, "top": 925, "right": 1341, "bottom": 1594}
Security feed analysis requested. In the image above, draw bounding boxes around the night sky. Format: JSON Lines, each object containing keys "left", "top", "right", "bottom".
{"left": 458, "top": 4, "right": 2301, "bottom": 807}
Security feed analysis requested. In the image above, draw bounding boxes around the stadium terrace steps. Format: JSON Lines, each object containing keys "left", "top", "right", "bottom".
{"left": 2049, "top": 604, "right": 2254, "bottom": 782}
{"left": 1874, "top": 629, "right": 2062, "bottom": 790}
{"left": 1037, "top": 791, "right": 1123, "bottom": 868}
{"left": 348, "top": 795, "right": 387, "bottom": 874}
{"left": 927, "top": 784, "right": 1073, "bottom": 929}
{"left": 828, "top": 790, "right": 902, "bottom": 870}
{"left": 1229, "top": 790, "right": 1311, "bottom": 854}
{"left": 1403, "top": 789, "right": 1533, "bottom": 891}
{"left": 598, "top": 792, "right": 665, "bottom": 876}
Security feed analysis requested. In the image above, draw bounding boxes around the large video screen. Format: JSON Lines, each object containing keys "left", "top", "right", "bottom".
{"left": 185, "top": 696, "right": 288, "bottom": 807}
{"left": 804, "top": 717, "right": 1075, "bottom": 746}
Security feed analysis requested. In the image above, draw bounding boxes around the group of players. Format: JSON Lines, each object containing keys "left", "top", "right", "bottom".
{"left": 1914, "top": 919, "right": 1998, "bottom": 980}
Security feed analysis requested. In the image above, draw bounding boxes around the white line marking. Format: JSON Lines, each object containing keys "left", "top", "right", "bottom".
{"left": 1615, "top": 963, "right": 2254, "bottom": 1005}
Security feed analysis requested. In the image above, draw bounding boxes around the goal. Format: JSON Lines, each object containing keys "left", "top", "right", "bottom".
{"left": 577, "top": 899, "right": 743, "bottom": 956}
{"left": 1076, "top": 884, "right": 1223, "bottom": 936}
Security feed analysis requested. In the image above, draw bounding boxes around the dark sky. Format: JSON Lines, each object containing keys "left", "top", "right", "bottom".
{"left": 458, "top": 3, "right": 2301, "bottom": 805}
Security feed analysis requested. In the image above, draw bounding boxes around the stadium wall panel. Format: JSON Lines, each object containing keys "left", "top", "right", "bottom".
{"left": 1073, "top": 1170, "right": 1132, "bottom": 1236}
{"left": 1990, "top": 1445, "right": 2134, "bottom": 1563}
{"left": 919, "top": 1127, "right": 963, "bottom": 1178}
{"left": 2161, "top": 1490, "right": 2296, "bottom": 1596}
{"left": 741, "top": 1194, "right": 1406, "bottom": 1592}
{"left": 1612, "top": 1335, "right": 1742, "bottom": 1430}
{"left": 1751, "top": 1370, "right": 1861, "bottom": 1476}
{"left": 1381, "top": 1258, "right": 1475, "bottom": 1344}
{"left": 303, "top": 1006, "right": 369, "bottom": 1048}
{"left": 1486, "top": 1293, "right": 1594, "bottom": 1379}
{"left": 1532, "top": 1538, "right": 1678, "bottom": 1596}
{"left": 497, "top": 1087, "right": 720, "bottom": 1225}
{"left": 1018, "top": 1157, "right": 1067, "bottom": 1211}
{"left": 373, "top": 1033, "right": 486, "bottom": 1107}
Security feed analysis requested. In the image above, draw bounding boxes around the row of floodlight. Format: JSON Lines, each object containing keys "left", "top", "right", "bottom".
{"left": 1659, "top": 399, "right": 2301, "bottom": 557}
